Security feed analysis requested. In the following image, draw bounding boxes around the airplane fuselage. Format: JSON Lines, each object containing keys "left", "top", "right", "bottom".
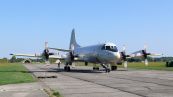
{"left": 74, "top": 43, "right": 121, "bottom": 65}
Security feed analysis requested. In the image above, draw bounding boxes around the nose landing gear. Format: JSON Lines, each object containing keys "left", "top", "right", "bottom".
{"left": 101, "top": 64, "right": 110, "bottom": 73}
{"left": 64, "top": 63, "right": 71, "bottom": 71}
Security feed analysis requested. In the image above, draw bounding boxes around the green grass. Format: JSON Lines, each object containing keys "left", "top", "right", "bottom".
{"left": 73, "top": 62, "right": 173, "bottom": 71}
{"left": 118, "top": 62, "right": 173, "bottom": 71}
{"left": 52, "top": 90, "right": 62, "bottom": 97}
{"left": 0, "top": 63, "right": 35, "bottom": 85}
{"left": 44, "top": 89, "right": 62, "bottom": 97}
{"left": 125, "top": 62, "right": 173, "bottom": 71}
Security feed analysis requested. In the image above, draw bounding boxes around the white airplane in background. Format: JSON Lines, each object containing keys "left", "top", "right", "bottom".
{"left": 10, "top": 42, "right": 63, "bottom": 63}
{"left": 49, "top": 29, "right": 160, "bottom": 72}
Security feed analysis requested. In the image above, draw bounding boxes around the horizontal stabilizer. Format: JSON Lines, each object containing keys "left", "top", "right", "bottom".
{"left": 10, "top": 53, "right": 41, "bottom": 57}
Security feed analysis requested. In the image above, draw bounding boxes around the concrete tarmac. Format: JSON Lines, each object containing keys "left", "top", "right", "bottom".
{"left": 0, "top": 82, "right": 48, "bottom": 97}
{"left": 24, "top": 64, "right": 173, "bottom": 97}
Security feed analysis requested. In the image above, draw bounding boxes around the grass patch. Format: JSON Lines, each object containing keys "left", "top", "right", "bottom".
{"left": 118, "top": 62, "right": 173, "bottom": 71}
{"left": 0, "top": 63, "right": 35, "bottom": 85}
{"left": 44, "top": 89, "right": 62, "bottom": 97}
{"left": 52, "top": 90, "right": 62, "bottom": 97}
{"left": 72, "top": 62, "right": 173, "bottom": 71}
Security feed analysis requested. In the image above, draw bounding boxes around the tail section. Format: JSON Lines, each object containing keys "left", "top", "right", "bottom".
{"left": 69, "top": 29, "right": 80, "bottom": 50}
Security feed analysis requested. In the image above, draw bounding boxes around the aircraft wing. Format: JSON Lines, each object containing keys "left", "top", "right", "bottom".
{"left": 49, "top": 55, "right": 66, "bottom": 60}
{"left": 148, "top": 53, "right": 162, "bottom": 57}
{"left": 130, "top": 50, "right": 161, "bottom": 58}
{"left": 10, "top": 53, "right": 41, "bottom": 58}
{"left": 49, "top": 48, "right": 71, "bottom": 52}
{"left": 130, "top": 50, "right": 143, "bottom": 57}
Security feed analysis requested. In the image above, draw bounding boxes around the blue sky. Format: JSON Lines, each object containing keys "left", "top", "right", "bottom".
{"left": 0, "top": 0, "right": 173, "bottom": 58}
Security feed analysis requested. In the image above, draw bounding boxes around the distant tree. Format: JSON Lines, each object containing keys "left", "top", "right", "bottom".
{"left": 16, "top": 58, "right": 25, "bottom": 62}
{"left": 128, "top": 58, "right": 142, "bottom": 62}
{"left": 152, "top": 57, "right": 173, "bottom": 62}
{"left": 10, "top": 56, "right": 17, "bottom": 63}
{"left": 0, "top": 57, "right": 9, "bottom": 63}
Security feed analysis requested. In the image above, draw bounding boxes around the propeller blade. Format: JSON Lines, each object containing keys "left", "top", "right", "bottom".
{"left": 144, "top": 44, "right": 147, "bottom": 51}
{"left": 122, "top": 45, "right": 126, "bottom": 52}
{"left": 149, "top": 53, "right": 162, "bottom": 56}
{"left": 43, "top": 42, "right": 51, "bottom": 63}
{"left": 72, "top": 63, "right": 76, "bottom": 68}
{"left": 45, "top": 42, "right": 48, "bottom": 50}
{"left": 45, "top": 61, "right": 50, "bottom": 65}
{"left": 124, "top": 61, "right": 128, "bottom": 69}
{"left": 144, "top": 59, "right": 148, "bottom": 66}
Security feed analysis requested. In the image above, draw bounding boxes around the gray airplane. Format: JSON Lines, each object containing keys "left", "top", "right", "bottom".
{"left": 49, "top": 29, "right": 160, "bottom": 72}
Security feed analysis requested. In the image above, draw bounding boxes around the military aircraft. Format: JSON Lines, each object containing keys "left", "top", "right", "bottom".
{"left": 49, "top": 29, "right": 160, "bottom": 72}
{"left": 10, "top": 42, "right": 62, "bottom": 63}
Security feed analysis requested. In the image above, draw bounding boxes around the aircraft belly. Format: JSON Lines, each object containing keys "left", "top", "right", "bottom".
{"left": 77, "top": 53, "right": 99, "bottom": 63}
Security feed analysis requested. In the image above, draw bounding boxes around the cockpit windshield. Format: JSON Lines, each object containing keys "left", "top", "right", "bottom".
{"left": 101, "top": 45, "right": 118, "bottom": 52}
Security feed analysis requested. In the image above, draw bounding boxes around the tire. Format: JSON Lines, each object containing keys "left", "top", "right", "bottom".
{"left": 105, "top": 69, "right": 110, "bottom": 73}
{"left": 96, "top": 67, "right": 99, "bottom": 70}
{"left": 93, "top": 67, "right": 95, "bottom": 70}
{"left": 111, "top": 66, "right": 117, "bottom": 71}
{"left": 67, "top": 66, "right": 71, "bottom": 71}
{"left": 64, "top": 66, "right": 67, "bottom": 71}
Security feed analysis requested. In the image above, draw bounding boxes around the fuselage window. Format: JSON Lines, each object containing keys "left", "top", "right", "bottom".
{"left": 101, "top": 45, "right": 118, "bottom": 52}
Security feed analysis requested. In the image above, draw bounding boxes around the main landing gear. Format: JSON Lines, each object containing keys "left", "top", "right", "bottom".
{"left": 111, "top": 66, "right": 117, "bottom": 71}
{"left": 64, "top": 65, "right": 71, "bottom": 71}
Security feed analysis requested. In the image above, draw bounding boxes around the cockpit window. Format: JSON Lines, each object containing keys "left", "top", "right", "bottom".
{"left": 101, "top": 45, "right": 118, "bottom": 52}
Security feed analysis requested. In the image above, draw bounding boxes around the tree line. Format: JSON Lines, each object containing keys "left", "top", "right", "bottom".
{"left": 0, "top": 56, "right": 172, "bottom": 63}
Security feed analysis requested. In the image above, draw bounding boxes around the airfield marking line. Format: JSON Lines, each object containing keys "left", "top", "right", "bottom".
{"left": 58, "top": 72, "right": 145, "bottom": 97}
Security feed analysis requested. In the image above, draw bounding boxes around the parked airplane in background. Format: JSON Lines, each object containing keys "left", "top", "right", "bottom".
{"left": 49, "top": 29, "right": 160, "bottom": 72}
{"left": 10, "top": 42, "right": 63, "bottom": 63}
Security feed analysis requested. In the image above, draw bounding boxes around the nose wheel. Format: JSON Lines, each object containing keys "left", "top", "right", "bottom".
{"left": 101, "top": 64, "right": 111, "bottom": 73}
{"left": 105, "top": 68, "right": 110, "bottom": 73}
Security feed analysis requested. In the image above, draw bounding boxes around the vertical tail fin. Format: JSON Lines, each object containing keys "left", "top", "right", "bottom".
{"left": 69, "top": 29, "right": 80, "bottom": 50}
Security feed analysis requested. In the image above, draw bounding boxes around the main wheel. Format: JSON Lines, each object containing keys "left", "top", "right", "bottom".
{"left": 64, "top": 66, "right": 67, "bottom": 71}
{"left": 95, "top": 67, "right": 99, "bottom": 70}
{"left": 111, "top": 66, "right": 117, "bottom": 71}
{"left": 93, "top": 67, "right": 95, "bottom": 70}
{"left": 67, "top": 66, "right": 71, "bottom": 71}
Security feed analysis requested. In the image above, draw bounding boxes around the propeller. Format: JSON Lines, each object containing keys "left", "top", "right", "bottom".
{"left": 131, "top": 44, "right": 161, "bottom": 66}
{"left": 141, "top": 45, "right": 151, "bottom": 66}
{"left": 69, "top": 44, "right": 75, "bottom": 61}
{"left": 43, "top": 42, "right": 55, "bottom": 62}
{"left": 120, "top": 45, "right": 130, "bottom": 69}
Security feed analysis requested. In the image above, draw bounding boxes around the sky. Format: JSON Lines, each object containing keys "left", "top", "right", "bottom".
{"left": 0, "top": 0, "right": 173, "bottom": 58}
